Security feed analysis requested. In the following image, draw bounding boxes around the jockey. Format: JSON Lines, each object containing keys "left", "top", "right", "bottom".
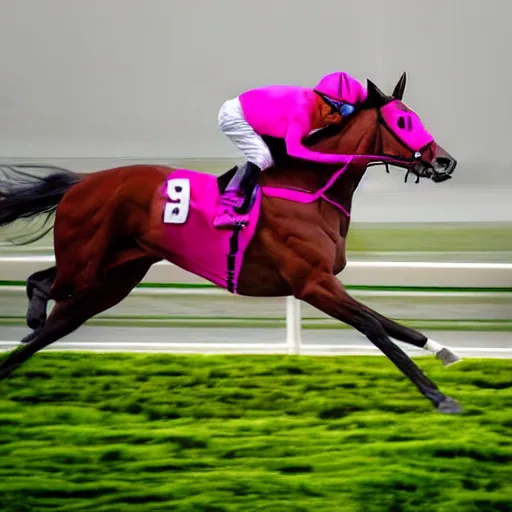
{"left": 214, "top": 71, "right": 367, "bottom": 229}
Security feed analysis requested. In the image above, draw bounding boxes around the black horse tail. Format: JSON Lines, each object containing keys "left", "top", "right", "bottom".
{"left": 0, "top": 164, "right": 82, "bottom": 245}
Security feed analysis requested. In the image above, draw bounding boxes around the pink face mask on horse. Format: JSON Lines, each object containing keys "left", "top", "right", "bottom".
{"left": 361, "top": 75, "right": 456, "bottom": 184}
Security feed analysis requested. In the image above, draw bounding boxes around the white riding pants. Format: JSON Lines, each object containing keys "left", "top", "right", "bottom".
{"left": 217, "top": 96, "right": 274, "bottom": 170}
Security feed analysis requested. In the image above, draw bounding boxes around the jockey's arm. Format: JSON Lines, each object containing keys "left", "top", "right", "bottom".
{"left": 284, "top": 116, "right": 352, "bottom": 165}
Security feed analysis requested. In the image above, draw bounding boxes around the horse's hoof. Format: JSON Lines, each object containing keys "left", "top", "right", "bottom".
{"left": 27, "top": 314, "right": 46, "bottom": 331}
{"left": 20, "top": 331, "right": 39, "bottom": 345}
{"left": 436, "top": 348, "right": 462, "bottom": 367}
{"left": 27, "top": 302, "right": 47, "bottom": 331}
{"left": 437, "top": 397, "right": 462, "bottom": 414}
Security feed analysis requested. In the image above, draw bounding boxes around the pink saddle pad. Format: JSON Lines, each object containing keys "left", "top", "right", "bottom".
{"left": 158, "top": 169, "right": 261, "bottom": 293}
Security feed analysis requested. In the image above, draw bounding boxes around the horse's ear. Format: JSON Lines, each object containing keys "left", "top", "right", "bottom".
{"left": 392, "top": 72, "right": 407, "bottom": 100}
{"left": 365, "top": 79, "right": 388, "bottom": 107}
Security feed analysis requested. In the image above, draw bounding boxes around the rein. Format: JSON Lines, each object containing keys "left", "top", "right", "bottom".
{"left": 259, "top": 98, "right": 445, "bottom": 215}
{"left": 262, "top": 160, "right": 352, "bottom": 218}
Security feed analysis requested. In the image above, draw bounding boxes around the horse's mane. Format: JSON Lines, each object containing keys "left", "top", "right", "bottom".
{"left": 216, "top": 127, "right": 344, "bottom": 193}
{"left": 216, "top": 106, "right": 377, "bottom": 193}
{"left": 263, "top": 125, "right": 344, "bottom": 164}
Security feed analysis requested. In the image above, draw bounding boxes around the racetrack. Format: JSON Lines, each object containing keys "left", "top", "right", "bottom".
{"left": 1, "top": 325, "right": 510, "bottom": 359}
{"left": 1, "top": 353, "right": 510, "bottom": 512}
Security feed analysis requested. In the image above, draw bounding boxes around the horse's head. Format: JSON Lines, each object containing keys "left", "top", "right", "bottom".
{"left": 308, "top": 72, "right": 457, "bottom": 183}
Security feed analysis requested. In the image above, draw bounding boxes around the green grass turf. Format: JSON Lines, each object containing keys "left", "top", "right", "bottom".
{"left": 0, "top": 353, "right": 511, "bottom": 511}
{"left": 345, "top": 222, "right": 512, "bottom": 253}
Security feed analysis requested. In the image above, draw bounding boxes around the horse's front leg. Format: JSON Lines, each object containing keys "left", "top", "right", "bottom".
{"left": 350, "top": 297, "right": 461, "bottom": 366}
{"left": 293, "top": 272, "right": 462, "bottom": 413}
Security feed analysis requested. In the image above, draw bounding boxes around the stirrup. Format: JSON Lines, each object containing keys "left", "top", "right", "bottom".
{"left": 235, "top": 184, "right": 260, "bottom": 214}
{"left": 213, "top": 210, "right": 250, "bottom": 229}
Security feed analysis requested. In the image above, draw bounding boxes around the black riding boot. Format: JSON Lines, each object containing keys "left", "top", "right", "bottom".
{"left": 234, "top": 162, "right": 262, "bottom": 213}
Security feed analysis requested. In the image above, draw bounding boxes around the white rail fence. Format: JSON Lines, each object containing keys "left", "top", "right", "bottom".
{"left": 0, "top": 256, "right": 511, "bottom": 355}
{"left": 1, "top": 255, "right": 512, "bottom": 287}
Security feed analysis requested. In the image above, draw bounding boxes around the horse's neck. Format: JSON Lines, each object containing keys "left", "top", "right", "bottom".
{"left": 260, "top": 116, "right": 380, "bottom": 216}
{"left": 261, "top": 160, "right": 368, "bottom": 216}
{"left": 261, "top": 163, "right": 331, "bottom": 191}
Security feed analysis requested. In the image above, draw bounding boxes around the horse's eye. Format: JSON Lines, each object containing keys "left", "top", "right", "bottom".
{"left": 397, "top": 116, "right": 406, "bottom": 129}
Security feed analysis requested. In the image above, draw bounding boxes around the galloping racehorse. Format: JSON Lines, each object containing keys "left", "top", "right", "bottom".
{"left": 0, "top": 74, "right": 461, "bottom": 413}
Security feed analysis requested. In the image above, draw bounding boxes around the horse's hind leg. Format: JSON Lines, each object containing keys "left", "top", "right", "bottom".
{"left": 0, "top": 255, "right": 156, "bottom": 380}
{"left": 26, "top": 266, "right": 56, "bottom": 330}
{"left": 294, "top": 274, "right": 461, "bottom": 413}
{"left": 50, "top": 193, "right": 121, "bottom": 300}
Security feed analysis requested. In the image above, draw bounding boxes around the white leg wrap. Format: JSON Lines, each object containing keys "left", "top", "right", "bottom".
{"left": 424, "top": 338, "right": 461, "bottom": 366}
{"left": 217, "top": 97, "right": 274, "bottom": 170}
{"left": 423, "top": 338, "right": 443, "bottom": 354}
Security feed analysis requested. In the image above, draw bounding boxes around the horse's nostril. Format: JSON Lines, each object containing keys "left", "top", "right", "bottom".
{"left": 436, "top": 157, "right": 450, "bottom": 166}
{"left": 435, "top": 156, "right": 456, "bottom": 174}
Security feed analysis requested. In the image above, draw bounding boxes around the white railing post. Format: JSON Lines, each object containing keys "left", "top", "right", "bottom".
{"left": 286, "top": 296, "right": 302, "bottom": 355}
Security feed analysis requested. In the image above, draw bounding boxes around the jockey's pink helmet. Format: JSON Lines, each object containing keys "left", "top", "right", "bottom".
{"left": 314, "top": 72, "right": 367, "bottom": 105}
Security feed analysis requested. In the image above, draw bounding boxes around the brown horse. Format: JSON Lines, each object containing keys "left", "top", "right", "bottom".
{"left": 0, "top": 74, "right": 461, "bottom": 413}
